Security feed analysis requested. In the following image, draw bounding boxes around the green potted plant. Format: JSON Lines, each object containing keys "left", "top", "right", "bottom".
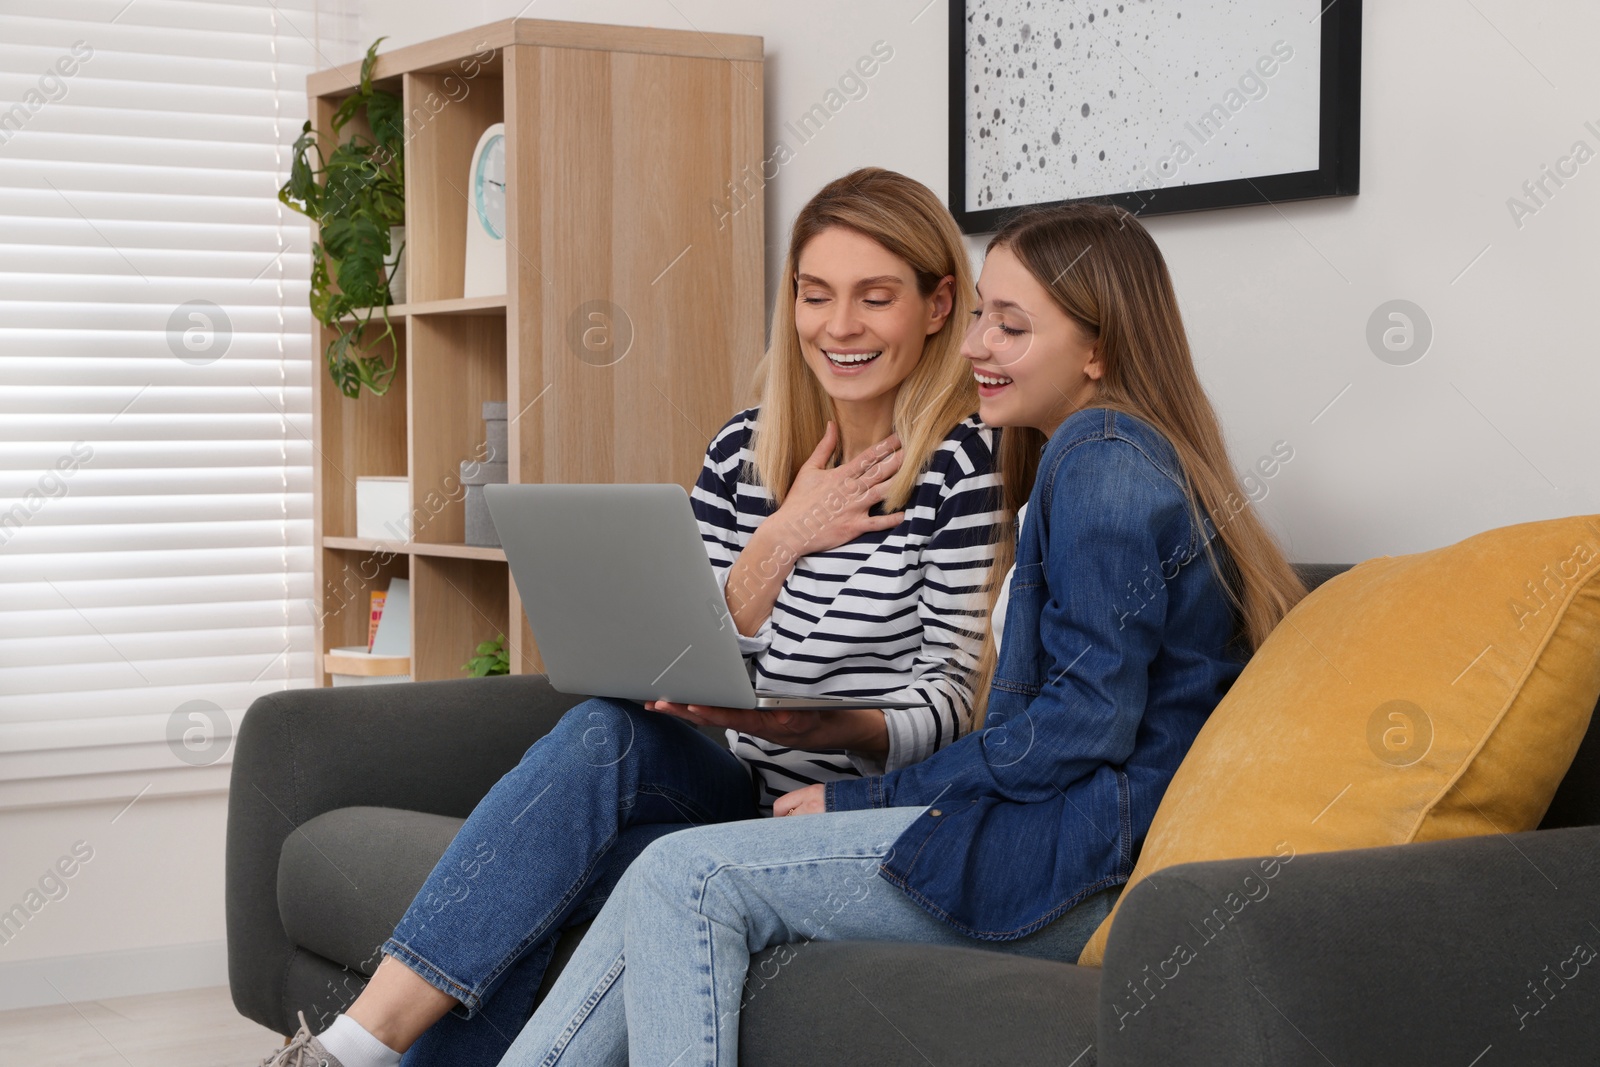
{"left": 279, "top": 38, "right": 405, "bottom": 399}
{"left": 462, "top": 633, "right": 510, "bottom": 677}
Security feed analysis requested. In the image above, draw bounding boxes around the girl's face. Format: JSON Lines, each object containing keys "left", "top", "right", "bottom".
{"left": 961, "top": 244, "right": 1104, "bottom": 436}
{"left": 794, "top": 226, "right": 953, "bottom": 408}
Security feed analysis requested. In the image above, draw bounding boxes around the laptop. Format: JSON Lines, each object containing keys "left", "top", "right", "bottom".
{"left": 483, "top": 483, "right": 928, "bottom": 711}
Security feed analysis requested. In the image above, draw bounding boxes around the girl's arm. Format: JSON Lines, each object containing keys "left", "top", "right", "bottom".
{"left": 825, "top": 436, "right": 1191, "bottom": 811}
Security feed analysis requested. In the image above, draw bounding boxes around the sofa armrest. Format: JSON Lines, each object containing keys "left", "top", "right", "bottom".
{"left": 226, "top": 674, "right": 587, "bottom": 1033}
{"left": 1098, "top": 825, "right": 1600, "bottom": 1066}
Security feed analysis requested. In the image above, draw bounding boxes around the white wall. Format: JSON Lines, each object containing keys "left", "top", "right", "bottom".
{"left": 354, "top": 0, "right": 1600, "bottom": 563}
{"left": 0, "top": 794, "right": 232, "bottom": 1009}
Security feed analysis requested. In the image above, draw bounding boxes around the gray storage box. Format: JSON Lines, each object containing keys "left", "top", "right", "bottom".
{"left": 461, "top": 458, "right": 508, "bottom": 547}
{"left": 482, "top": 401, "right": 508, "bottom": 464}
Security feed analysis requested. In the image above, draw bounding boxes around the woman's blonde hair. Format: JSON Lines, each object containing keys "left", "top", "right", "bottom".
{"left": 750, "top": 168, "right": 979, "bottom": 510}
{"left": 968, "top": 202, "right": 1307, "bottom": 725}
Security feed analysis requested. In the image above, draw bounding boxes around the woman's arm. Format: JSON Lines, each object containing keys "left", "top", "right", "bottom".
{"left": 644, "top": 700, "right": 889, "bottom": 761}
{"left": 665, "top": 413, "right": 904, "bottom": 757}
{"left": 861, "top": 429, "right": 1002, "bottom": 773}
{"left": 662, "top": 422, "right": 996, "bottom": 765}
{"left": 825, "top": 437, "right": 1190, "bottom": 811}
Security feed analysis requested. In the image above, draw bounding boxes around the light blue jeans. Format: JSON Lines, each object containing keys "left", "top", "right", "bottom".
{"left": 496, "top": 805, "right": 1120, "bottom": 1067}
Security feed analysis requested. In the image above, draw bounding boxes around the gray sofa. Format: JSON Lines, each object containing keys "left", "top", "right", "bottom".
{"left": 227, "top": 562, "right": 1600, "bottom": 1064}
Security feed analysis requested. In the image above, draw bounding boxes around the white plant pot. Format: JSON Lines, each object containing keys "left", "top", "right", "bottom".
{"left": 384, "top": 224, "right": 407, "bottom": 305}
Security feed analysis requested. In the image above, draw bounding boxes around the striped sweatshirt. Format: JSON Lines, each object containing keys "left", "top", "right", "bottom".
{"left": 690, "top": 407, "right": 1003, "bottom": 808}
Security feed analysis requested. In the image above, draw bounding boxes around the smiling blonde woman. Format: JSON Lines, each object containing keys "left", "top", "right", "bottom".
{"left": 257, "top": 168, "right": 1005, "bottom": 1067}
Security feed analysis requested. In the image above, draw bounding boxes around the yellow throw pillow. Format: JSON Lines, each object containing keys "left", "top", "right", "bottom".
{"left": 1077, "top": 515, "right": 1600, "bottom": 967}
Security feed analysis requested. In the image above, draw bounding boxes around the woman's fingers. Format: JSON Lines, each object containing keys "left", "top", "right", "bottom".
{"left": 866, "top": 514, "right": 905, "bottom": 537}
{"left": 646, "top": 700, "right": 704, "bottom": 724}
{"left": 802, "top": 420, "right": 839, "bottom": 470}
{"left": 773, "top": 783, "right": 826, "bottom": 816}
{"left": 839, "top": 441, "right": 901, "bottom": 509}
{"left": 852, "top": 433, "right": 902, "bottom": 478}
{"left": 681, "top": 704, "right": 781, "bottom": 735}
{"left": 683, "top": 704, "right": 731, "bottom": 725}
{"left": 863, "top": 464, "right": 906, "bottom": 506}
{"left": 728, "top": 709, "right": 830, "bottom": 747}
{"left": 870, "top": 510, "right": 906, "bottom": 531}
{"left": 859, "top": 445, "right": 904, "bottom": 486}
{"left": 650, "top": 701, "right": 734, "bottom": 729}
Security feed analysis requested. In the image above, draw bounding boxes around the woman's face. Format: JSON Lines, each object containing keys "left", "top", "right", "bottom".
{"left": 961, "top": 243, "right": 1103, "bottom": 436}
{"left": 793, "top": 226, "right": 953, "bottom": 409}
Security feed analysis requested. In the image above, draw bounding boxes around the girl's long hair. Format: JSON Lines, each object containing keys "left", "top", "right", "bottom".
{"left": 750, "top": 168, "right": 978, "bottom": 510}
{"left": 968, "top": 202, "right": 1306, "bottom": 725}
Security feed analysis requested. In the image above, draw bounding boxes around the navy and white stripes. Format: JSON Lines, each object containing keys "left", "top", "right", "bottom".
{"left": 691, "top": 408, "right": 1003, "bottom": 808}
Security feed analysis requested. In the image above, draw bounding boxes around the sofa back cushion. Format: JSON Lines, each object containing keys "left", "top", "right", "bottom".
{"left": 1078, "top": 515, "right": 1600, "bottom": 966}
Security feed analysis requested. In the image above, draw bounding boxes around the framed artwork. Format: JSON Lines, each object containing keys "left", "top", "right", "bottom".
{"left": 949, "top": 0, "right": 1361, "bottom": 232}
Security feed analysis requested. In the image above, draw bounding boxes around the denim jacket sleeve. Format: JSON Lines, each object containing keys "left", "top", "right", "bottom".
{"left": 826, "top": 433, "right": 1192, "bottom": 812}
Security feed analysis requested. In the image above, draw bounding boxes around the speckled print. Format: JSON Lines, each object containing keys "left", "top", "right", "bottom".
{"left": 962, "top": 0, "right": 1323, "bottom": 211}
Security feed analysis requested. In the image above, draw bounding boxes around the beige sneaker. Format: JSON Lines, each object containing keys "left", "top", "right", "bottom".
{"left": 259, "top": 1012, "right": 345, "bottom": 1067}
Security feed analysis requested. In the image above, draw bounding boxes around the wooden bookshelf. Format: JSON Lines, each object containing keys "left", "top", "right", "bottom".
{"left": 307, "top": 18, "right": 765, "bottom": 684}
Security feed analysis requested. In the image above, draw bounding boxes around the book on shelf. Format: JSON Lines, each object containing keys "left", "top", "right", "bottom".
{"left": 326, "top": 577, "right": 411, "bottom": 687}
{"left": 367, "top": 590, "right": 386, "bottom": 652}
{"left": 369, "top": 578, "right": 411, "bottom": 657}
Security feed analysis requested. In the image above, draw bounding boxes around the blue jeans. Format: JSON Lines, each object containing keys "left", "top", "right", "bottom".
{"left": 384, "top": 698, "right": 760, "bottom": 1067}
{"left": 497, "top": 805, "right": 1122, "bottom": 1067}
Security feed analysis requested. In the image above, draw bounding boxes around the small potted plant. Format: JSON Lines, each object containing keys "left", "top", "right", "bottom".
{"left": 462, "top": 633, "right": 510, "bottom": 677}
{"left": 279, "top": 38, "right": 405, "bottom": 399}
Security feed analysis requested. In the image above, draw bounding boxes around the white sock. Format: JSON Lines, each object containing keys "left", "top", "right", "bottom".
{"left": 317, "top": 1014, "right": 402, "bottom": 1067}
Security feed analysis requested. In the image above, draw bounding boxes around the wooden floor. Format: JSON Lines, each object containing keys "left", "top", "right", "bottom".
{"left": 0, "top": 985, "right": 282, "bottom": 1066}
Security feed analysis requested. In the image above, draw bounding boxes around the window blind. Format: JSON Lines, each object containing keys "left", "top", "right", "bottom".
{"left": 0, "top": 0, "right": 332, "bottom": 807}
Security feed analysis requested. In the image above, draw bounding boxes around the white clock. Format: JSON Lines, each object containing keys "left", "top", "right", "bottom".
{"left": 463, "top": 122, "right": 506, "bottom": 297}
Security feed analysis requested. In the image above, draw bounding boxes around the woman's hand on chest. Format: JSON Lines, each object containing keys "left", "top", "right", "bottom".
{"left": 769, "top": 422, "right": 908, "bottom": 558}
{"left": 725, "top": 423, "right": 908, "bottom": 639}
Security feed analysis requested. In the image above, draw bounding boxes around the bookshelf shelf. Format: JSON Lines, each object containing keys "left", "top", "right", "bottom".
{"left": 333, "top": 291, "right": 506, "bottom": 324}
{"left": 322, "top": 535, "right": 507, "bottom": 562}
{"left": 409, "top": 294, "right": 507, "bottom": 317}
{"left": 307, "top": 18, "right": 764, "bottom": 685}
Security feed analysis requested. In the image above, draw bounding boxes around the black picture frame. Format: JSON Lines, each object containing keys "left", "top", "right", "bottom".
{"left": 948, "top": 0, "right": 1362, "bottom": 233}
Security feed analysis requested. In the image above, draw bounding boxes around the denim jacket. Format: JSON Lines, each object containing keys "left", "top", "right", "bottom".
{"left": 825, "top": 408, "right": 1247, "bottom": 939}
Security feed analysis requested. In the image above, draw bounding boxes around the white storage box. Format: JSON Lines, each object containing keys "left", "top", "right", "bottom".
{"left": 356, "top": 476, "right": 411, "bottom": 541}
